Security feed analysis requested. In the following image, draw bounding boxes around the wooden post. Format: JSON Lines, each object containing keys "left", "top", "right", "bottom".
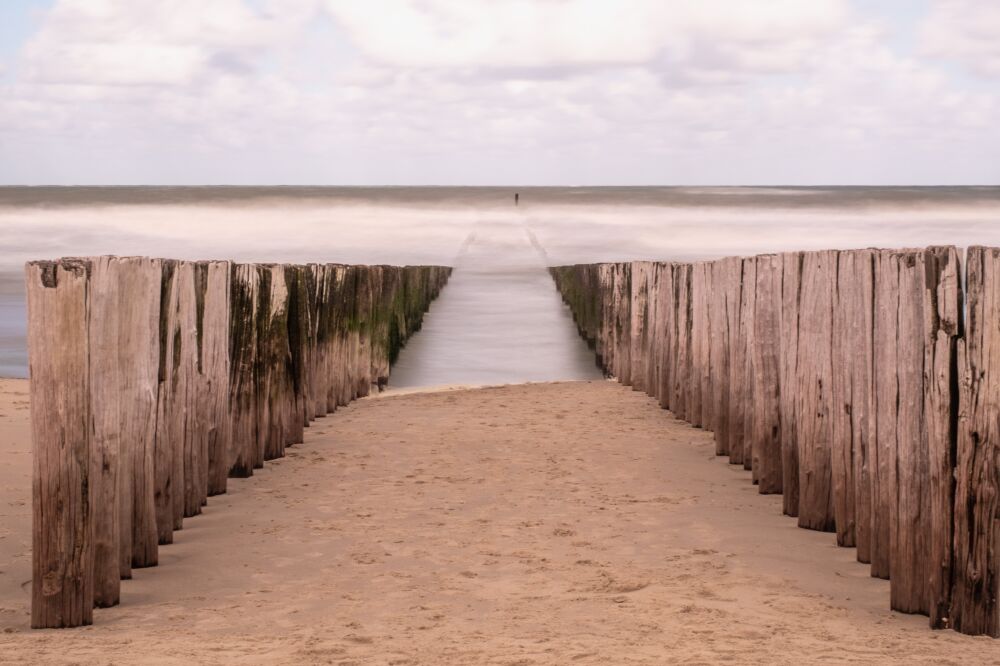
{"left": 701, "top": 263, "right": 716, "bottom": 431}
{"left": 316, "top": 264, "right": 340, "bottom": 414}
{"left": 629, "top": 262, "right": 651, "bottom": 394}
{"left": 197, "top": 261, "right": 232, "bottom": 497}
{"left": 832, "top": 250, "right": 876, "bottom": 555}
{"left": 871, "top": 250, "right": 899, "bottom": 579}
{"left": 257, "top": 265, "right": 288, "bottom": 462}
{"left": 153, "top": 260, "right": 195, "bottom": 542}
{"left": 951, "top": 245, "right": 999, "bottom": 637}
{"left": 923, "top": 246, "right": 961, "bottom": 629}
{"left": 712, "top": 258, "right": 739, "bottom": 457}
{"left": 27, "top": 259, "right": 94, "bottom": 628}
{"left": 285, "top": 265, "right": 309, "bottom": 440}
{"left": 657, "top": 264, "right": 676, "bottom": 411}
{"left": 707, "top": 261, "right": 729, "bottom": 456}
{"left": 728, "top": 260, "right": 748, "bottom": 466}
{"left": 642, "top": 264, "right": 657, "bottom": 404}
{"left": 795, "top": 250, "right": 836, "bottom": 532}
{"left": 751, "top": 254, "right": 782, "bottom": 494}
{"left": 779, "top": 252, "right": 803, "bottom": 517}
{"left": 619, "top": 264, "right": 633, "bottom": 386}
{"left": 88, "top": 257, "right": 121, "bottom": 608}
{"left": 648, "top": 262, "right": 662, "bottom": 405}
{"left": 741, "top": 258, "right": 758, "bottom": 474}
{"left": 891, "top": 250, "right": 930, "bottom": 614}
{"left": 674, "top": 264, "right": 692, "bottom": 422}
{"left": 695, "top": 262, "right": 714, "bottom": 430}
{"left": 228, "top": 263, "right": 259, "bottom": 478}
{"left": 689, "top": 263, "right": 704, "bottom": 427}
{"left": 118, "top": 257, "right": 161, "bottom": 571}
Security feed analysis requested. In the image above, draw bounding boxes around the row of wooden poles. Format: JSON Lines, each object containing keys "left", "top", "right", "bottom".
{"left": 26, "top": 256, "right": 451, "bottom": 628}
{"left": 550, "top": 245, "right": 999, "bottom": 638}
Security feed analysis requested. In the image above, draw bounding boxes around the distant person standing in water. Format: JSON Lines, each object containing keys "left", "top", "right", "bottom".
{"left": 515, "top": 192, "right": 519, "bottom": 206}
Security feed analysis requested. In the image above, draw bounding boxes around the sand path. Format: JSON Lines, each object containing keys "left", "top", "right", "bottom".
{"left": 0, "top": 378, "right": 996, "bottom": 664}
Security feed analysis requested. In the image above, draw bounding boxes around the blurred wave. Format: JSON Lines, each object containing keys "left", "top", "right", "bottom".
{"left": 2, "top": 186, "right": 999, "bottom": 382}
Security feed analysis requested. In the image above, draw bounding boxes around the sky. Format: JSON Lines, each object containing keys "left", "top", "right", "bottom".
{"left": 0, "top": 0, "right": 998, "bottom": 185}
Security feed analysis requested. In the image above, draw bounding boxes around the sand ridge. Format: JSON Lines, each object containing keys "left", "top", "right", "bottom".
{"left": 0, "top": 378, "right": 996, "bottom": 664}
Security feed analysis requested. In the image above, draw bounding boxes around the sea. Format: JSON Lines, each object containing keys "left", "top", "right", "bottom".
{"left": 2, "top": 186, "right": 999, "bottom": 386}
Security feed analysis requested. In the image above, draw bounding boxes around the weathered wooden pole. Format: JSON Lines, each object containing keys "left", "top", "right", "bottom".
{"left": 923, "top": 246, "right": 961, "bottom": 629}
{"left": 154, "top": 260, "right": 196, "bottom": 542}
{"left": 118, "top": 257, "right": 161, "bottom": 571}
{"left": 871, "top": 250, "right": 900, "bottom": 579}
{"left": 890, "top": 250, "right": 930, "bottom": 613}
{"left": 228, "top": 263, "right": 259, "bottom": 478}
{"left": 751, "top": 254, "right": 782, "bottom": 494}
{"left": 831, "top": 249, "right": 875, "bottom": 554}
{"left": 258, "top": 264, "right": 288, "bottom": 462}
{"left": 795, "top": 250, "right": 836, "bottom": 532}
{"left": 699, "top": 262, "right": 715, "bottom": 430}
{"left": 727, "top": 259, "right": 748, "bottom": 467}
{"left": 285, "top": 264, "right": 310, "bottom": 440}
{"left": 689, "top": 263, "right": 705, "bottom": 427}
{"left": 644, "top": 263, "right": 662, "bottom": 400}
{"left": 198, "top": 260, "right": 232, "bottom": 497}
{"left": 629, "top": 262, "right": 652, "bottom": 394}
{"left": 88, "top": 257, "right": 121, "bottom": 608}
{"left": 709, "top": 260, "right": 731, "bottom": 456}
{"left": 657, "top": 264, "right": 676, "bottom": 412}
{"left": 741, "top": 257, "right": 757, "bottom": 474}
{"left": 674, "top": 264, "right": 692, "bottom": 422}
{"left": 778, "top": 251, "right": 803, "bottom": 518}
{"left": 951, "top": 245, "right": 998, "bottom": 637}
{"left": 27, "top": 259, "right": 94, "bottom": 628}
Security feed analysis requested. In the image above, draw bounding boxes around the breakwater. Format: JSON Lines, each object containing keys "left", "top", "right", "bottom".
{"left": 551, "top": 246, "right": 999, "bottom": 638}
{"left": 25, "top": 257, "right": 450, "bottom": 628}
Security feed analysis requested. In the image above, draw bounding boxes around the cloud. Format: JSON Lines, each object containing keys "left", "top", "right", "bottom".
{"left": 920, "top": 0, "right": 1000, "bottom": 77}
{"left": 19, "top": 0, "right": 317, "bottom": 86}
{"left": 324, "top": 0, "right": 849, "bottom": 79}
{"left": 0, "top": 0, "right": 998, "bottom": 184}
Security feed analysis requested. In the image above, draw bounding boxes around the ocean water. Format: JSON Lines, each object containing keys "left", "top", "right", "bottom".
{"left": 2, "top": 186, "right": 1000, "bottom": 384}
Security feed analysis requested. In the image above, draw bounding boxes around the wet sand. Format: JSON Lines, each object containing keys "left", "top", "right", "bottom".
{"left": 0, "top": 378, "right": 996, "bottom": 664}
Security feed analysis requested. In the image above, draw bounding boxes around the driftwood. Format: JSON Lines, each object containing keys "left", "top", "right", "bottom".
{"left": 27, "top": 256, "right": 450, "bottom": 628}
{"left": 550, "top": 243, "right": 994, "bottom": 637}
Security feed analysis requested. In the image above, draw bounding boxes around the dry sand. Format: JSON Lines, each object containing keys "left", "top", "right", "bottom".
{"left": 0, "top": 377, "right": 997, "bottom": 664}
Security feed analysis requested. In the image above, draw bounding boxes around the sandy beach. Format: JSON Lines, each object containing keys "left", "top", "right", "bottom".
{"left": 1, "top": 377, "right": 996, "bottom": 664}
